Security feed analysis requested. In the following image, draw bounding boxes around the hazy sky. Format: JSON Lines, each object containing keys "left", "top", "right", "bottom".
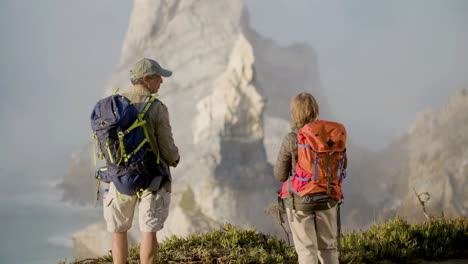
{"left": 1, "top": 0, "right": 467, "bottom": 193}
{"left": 0, "top": 1, "right": 132, "bottom": 195}
{"left": 246, "top": 0, "right": 468, "bottom": 149}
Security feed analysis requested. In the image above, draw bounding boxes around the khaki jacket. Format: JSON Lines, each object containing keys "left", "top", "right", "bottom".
{"left": 122, "top": 85, "right": 180, "bottom": 192}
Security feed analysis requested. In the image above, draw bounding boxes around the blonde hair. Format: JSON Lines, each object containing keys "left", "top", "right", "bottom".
{"left": 290, "top": 92, "right": 320, "bottom": 130}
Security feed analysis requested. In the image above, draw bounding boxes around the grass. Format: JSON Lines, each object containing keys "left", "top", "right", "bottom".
{"left": 59, "top": 217, "right": 467, "bottom": 264}
{"left": 340, "top": 217, "right": 467, "bottom": 264}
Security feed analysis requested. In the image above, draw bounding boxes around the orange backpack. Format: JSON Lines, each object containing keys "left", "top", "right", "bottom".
{"left": 279, "top": 120, "right": 347, "bottom": 200}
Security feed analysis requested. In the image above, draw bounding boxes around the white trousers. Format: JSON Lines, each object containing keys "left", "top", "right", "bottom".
{"left": 287, "top": 206, "right": 339, "bottom": 264}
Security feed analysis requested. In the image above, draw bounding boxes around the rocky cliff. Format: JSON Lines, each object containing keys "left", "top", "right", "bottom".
{"left": 353, "top": 89, "right": 468, "bottom": 225}
{"left": 397, "top": 89, "right": 467, "bottom": 221}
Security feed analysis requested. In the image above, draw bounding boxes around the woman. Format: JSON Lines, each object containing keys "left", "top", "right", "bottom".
{"left": 274, "top": 92, "right": 340, "bottom": 264}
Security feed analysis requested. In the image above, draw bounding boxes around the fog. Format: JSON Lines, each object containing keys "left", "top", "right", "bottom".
{"left": 0, "top": 1, "right": 466, "bottom": 262}
{"left": 246, "top": 0, "right": 468, "bottom": 149}
{"left": 1, "top": 0, "right": 467, "bottom": 216}
{"left": 0, "top": 1, "right": 132, "bottom": 197}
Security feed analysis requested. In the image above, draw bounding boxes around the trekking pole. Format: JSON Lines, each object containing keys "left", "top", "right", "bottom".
{"left": 93, "top": 172, "right": 101, "bottom": 208}
{"left": 337, "top": 201, "right": 342, "bottom": 252}
{"left": 93, "top": 180, "right": 100, "bottom": 208}
{"left": 277, "top": 196, "right": 291, "bottom": 247}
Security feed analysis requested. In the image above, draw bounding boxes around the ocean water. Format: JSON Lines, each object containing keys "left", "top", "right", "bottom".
{"left": 0, "top": 188, "right": 101, "bottom": 264}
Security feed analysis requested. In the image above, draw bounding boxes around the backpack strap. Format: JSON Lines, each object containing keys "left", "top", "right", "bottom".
{"left": 113, "top": 94, "right": 160, "bottom": 165}
{"left": 313, "top": 152, "right": 319, "bottom": 181}
{"left": 138, "top": 96, "right": 150, "bottom": 112}
{"left": 92, "top": 133, "right": 100, "bottom": 166}
{"left": 337, "top": 151, "right": 345, "bottom": 181}
{"left": 297, "top": 141, "right": 320, "bottom": 182}
{"left": 327, "top": 152, "right": 333, "bottom": 194}
{"left": 138, "top": 94, "right": 159, "bottom": 119}
{"left": 137, "top": 94, "right": 162, "bottom": 164}
{"left": 296, "top": 142, "right": 311, "bottom": 149}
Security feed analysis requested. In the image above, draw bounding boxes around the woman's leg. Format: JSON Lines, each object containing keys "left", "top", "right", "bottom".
{"left": 287, "top": 209, "right": 319, "bottom": 264}
{"left": 315, "top": 206, "right": 339, "bottom": 264}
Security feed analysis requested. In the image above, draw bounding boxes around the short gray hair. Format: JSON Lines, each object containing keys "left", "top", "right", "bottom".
{"left": 131, "top": 74, "right": 160, "bottom": 85}
{"left": 130, "top": 77, "right": 144, "bottom": 85}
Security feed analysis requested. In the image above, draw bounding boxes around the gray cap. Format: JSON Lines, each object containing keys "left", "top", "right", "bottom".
{"left": 130, "top": 58, "right": 172, "bottom": 79}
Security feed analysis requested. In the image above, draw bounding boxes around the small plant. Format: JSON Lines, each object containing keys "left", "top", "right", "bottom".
{"left": 414, "top": 188, "right": 435, "bottom": 221}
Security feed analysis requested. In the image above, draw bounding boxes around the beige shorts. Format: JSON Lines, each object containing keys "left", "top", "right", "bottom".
{"left": 103, "top": 183, "right": 171, "bottom": 233}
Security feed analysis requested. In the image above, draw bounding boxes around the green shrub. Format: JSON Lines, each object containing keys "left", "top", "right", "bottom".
{"left": 153, "top": 224, "right": 297, "bottom": 264}
{"left": 340, "top": 217, "right": 467, "bottom": 264}
{"left": 62, "top": 217, "right": 467, "bottom": 264}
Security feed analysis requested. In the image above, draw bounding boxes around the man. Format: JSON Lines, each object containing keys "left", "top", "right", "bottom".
{"left": 103, "top": 58, "right": 180, "bottom": 264}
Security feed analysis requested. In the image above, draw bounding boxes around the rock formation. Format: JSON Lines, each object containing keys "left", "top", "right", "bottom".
{"left": 242, "top": 14, "right": 331, "bottom": 164}
{"left": 59, "top": 143, "right": 95, "bottom": 206}
{"left": 354, "top": 89, "right": 468, "bottom": 225}
{"left": 397, "top": 89, "right": 467, "bottom": 221}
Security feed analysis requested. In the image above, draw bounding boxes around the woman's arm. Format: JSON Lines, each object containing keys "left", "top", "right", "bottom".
{"left": 274, "top": 133, "right": 296, "bottom": 182}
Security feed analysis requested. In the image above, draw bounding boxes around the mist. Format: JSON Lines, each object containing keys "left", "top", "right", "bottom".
{"left": 2, "top": 0, "right": 467, "bottom": 194}
{"left": 0, "top": 0, "right": 467, "bottom": 262}
{"left": 0, "top": 1, "right": 132, "bottom": 197}
{"left": 0, "top": 2, "right": 133, "bottom": 262}
{"left": 246, "top": 0, "right": 468, "bottom": 150}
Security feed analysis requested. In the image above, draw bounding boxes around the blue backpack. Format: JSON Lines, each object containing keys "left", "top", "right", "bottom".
{"left": 90, "top": 92, "right": 167, "bottom": 198}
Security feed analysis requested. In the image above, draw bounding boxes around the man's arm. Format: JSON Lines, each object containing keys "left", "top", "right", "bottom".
{"left": 153, "top": 102, "right": 180, "bottom": 167}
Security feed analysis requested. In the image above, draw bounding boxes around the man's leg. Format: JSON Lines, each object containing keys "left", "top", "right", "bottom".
{"left": 140, "top": 232, "right": 158, "bottom": 264}
{"left": 138, "top": 188, "right": 171, "bottom": 264}
{"left": 112, "top": 232, "right": 128, "bottom": 264}
{"left": 103, "top": 183, "right": 137, "bottom": 264}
